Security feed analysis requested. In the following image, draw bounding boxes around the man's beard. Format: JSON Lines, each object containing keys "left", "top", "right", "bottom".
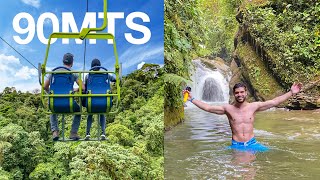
{"left": 235, "top": 96, "right": 246, "bottom": 103}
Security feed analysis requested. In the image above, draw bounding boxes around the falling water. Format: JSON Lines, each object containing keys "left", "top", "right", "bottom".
{"left": 190, "top": 59, "right": 230, "bottom": 102}
{"left": 202, "top": 78, "right": 224, "bottom": 101}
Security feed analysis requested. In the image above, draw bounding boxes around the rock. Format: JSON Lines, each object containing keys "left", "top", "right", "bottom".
{"left": 287, "top": 93, "right": 320, "bottom": 110}
{"left": 198, "top": 57, "right": 230, "bottom": 77}
{"left": 229, "top": 59, "right": 241, "bottom": 86}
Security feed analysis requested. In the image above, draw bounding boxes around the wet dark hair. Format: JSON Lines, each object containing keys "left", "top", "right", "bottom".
{"left": 233, "top": 82, "right": 247, "bottom": 92}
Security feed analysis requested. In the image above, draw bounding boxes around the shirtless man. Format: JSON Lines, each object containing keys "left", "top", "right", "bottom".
{"left": 184, "top": 82, "right": 302, "bottom": 151}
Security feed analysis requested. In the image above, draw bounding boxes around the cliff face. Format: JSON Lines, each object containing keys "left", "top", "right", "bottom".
{"left": 231, "top": 11, "right": 320, "bottom": 110}
{"left": 231, "top": 43, "right": 320, "bottom": 109}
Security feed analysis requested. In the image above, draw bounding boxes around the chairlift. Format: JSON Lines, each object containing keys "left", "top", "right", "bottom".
{"left": 38, "top": 0, "right": 121, "bottom": 141}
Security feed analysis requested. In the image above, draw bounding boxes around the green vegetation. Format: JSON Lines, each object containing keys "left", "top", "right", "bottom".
{"left": 164, "top": 0, "right": 202, "bottom": 128}
{"left": 165, "top": 0, "right": 319, "bottom": 118}
{"left": 201, "top": 0, "right": 242, "bottom": 59}
{"left": 164, "top": 0, "right": 241, "bottom": 128}
{"left": 0, "top": 65, "right": 164, "bottom": 179}
{"left": 242, "top": 0, "right": 320, "bottom": 87}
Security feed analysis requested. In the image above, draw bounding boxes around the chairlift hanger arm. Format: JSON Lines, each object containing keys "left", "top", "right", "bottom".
{"left": 43, "top": 33, "right": 117, "bottom": 67}
{"left": 80, "top": 0, "right": 108, "bottom": 39}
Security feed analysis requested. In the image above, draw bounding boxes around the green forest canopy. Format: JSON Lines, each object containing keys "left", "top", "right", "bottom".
{"left": 0, "top": 65, "right": 164, "bottom": 179}
{"left": 243, "top": 0, "right": 320, "bottom": 86}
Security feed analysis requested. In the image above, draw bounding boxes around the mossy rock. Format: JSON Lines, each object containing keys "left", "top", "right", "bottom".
{"left": 234, "top": 31, "right": 319, "bottom": 109}
{"left": 197, "top": 57, "right": 230, "bottom": 77}
{"left": 235, "top": 42, "right": 284, "bottom": 102}
{"left": 164, "top": 106, "right": 184, "bottom": 131}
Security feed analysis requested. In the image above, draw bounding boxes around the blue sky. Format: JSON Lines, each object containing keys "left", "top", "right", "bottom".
{"left": 0, "top": 0, "right": 163, "bottom": 92}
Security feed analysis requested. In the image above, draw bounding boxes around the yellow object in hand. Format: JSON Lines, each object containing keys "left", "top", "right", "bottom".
{"left": 183, "top": 86, "right": 191, "bottom": 102}
{"left": 183, "top": 92, "right": 189, "bottom": 102}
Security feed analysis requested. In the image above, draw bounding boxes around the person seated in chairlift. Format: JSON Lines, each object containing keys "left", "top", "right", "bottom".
{"left": 44, "top": 53, "right": 84, "bottom": 141}
{"left": 83, "top": 58, "right": 116, "bottom": 140}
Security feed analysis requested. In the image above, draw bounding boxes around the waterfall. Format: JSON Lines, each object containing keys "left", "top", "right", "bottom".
{"left": 190, "top": 60, "right": 229, "bottom": 102}
{"left": 202, "top": 78, "right": 224, "bottom": 101}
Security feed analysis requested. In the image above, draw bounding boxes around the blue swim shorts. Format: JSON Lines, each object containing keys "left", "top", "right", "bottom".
{"left": 228, "top": 137, "right": 269, "bottom": 153}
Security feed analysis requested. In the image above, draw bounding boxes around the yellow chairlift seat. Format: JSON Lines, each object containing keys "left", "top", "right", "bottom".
{"left": 38, "top": 0, "right": 121, "bottom": 141}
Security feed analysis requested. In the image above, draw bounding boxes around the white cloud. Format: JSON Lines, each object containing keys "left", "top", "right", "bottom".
{"left": 46, "top": 66, "right": 54, "bottom": 71}
{"left": 15, "top": 66, "right": 38, "bottom": 80}
{"left": 137, "top": 61, "right": 145, "bottom": 70}
{"left": 120, "top": 45, "right": 163, "bottom": 69}
{"left": 21, "top": 0, "right": 40, "bottom": 8}
{"left": 11, "top": 79, "right": 40, "bottom": 93}
{"left": 0, "top": 54, "right": 20, "bottom": 74}
{"left": 0, "top": 54, "right": 20, "bottom": 65}
{"left": 0, "top": 54, "right": 39, "bottom": 92}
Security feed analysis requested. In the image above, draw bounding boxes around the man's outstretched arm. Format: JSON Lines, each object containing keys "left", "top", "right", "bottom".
{"left": 183, "top": 90, "right": 225, "bottom": 115}
{"left": 191, "top": 99, "right": 226, "bottom": 115}
{"left": 256, "top": 82, "right": 302, "bottom": 111}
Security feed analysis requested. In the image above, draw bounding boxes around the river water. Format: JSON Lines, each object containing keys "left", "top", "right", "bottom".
{"left": 165, "top": 104, "right": 320, "bottom": 179}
